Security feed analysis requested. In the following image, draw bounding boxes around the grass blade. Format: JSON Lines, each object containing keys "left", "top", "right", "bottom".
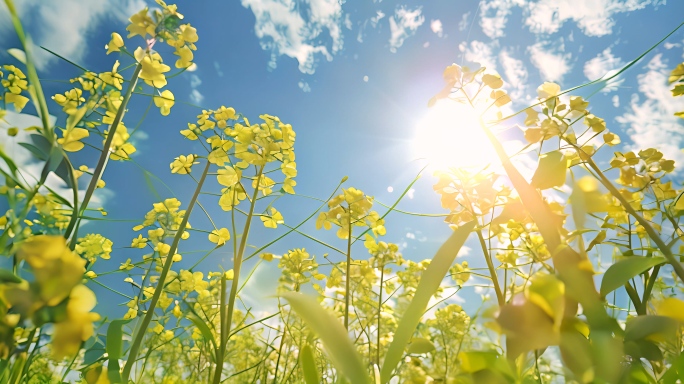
{"left": 380, "top": 220, "right": 475, "bottom": 383}
{"left": 281, "top": 292, "right": 370, "bottom": 384}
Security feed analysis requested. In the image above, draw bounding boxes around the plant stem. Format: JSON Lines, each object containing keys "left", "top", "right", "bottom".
{"left": 64, "top": 61, "right": 143, "bottom": 245}
{"left": 582, "top": 156, "right": 684, "bottom": 283}
{"left": 212, "top": 166, "right": 264, "bottom": 384}
{"left": 344, "top": 213, "right": 353, "bottom": 330}
{"left": 122, "top": 160, "right": 211, "bottom": 381}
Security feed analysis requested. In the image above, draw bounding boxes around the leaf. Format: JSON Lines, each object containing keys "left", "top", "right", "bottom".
{"left": 188, "top": 314, "right": 217, "bottom": 362}
{"left": 600, "top": 257, "right": 666, "bottom": 298}
{"left": 586, "top": 230, "right": 606, "bottom": 252}
{"left": 406, "top": 338, "right": 435, "bottom": 354}
{"left": 0, "top": 269, "right": 22, "bottom": 284}
{"left": 458, "top": 351, "right": 499, "bottom": 373}
{"left": 672, "top": 84, "right": 684, "bottom": 97}
{"left": 17, "top": 143, "right": 48, "bottom": 161}
{"left": 624, "top": 315, "right": 679, "bottom": 343}
{"left": 526, "top": 273, "right": 565, "bottom": 329}
{"left": 497, "top": 296, "right": 559, "bottom": 358}
{"left": 380, "top": 220, "right": 475, "bottom": 383}
{"left": 281, "top": 292, "right": 369, "bottom": 384}
{"left": 531, "top": 150, "right": 567, "bottom": 190}
{"left": 106, "top": 319, "right": 131, "bottom": 383}
{"left": 299, "top": 344, "right": 320, "bottom": 384}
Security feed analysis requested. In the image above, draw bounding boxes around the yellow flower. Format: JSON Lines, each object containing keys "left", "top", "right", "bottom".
{"left": 99, "top": 61, "right": 124, "bottom": 90}
{"left": 208, "top": 228, "right": 230, "bottom": 246}
{"left": 537, "top": 82, "right": 561, "bottom": 100}
{"left": 85, "top": 271, "right": 97, "bottom": 279}
{"left": 57, "top": 127, "right": 89, "bottom": 152}
{"left": 135, "top": 48, "right": 170, "bottom": 88}
{"left": 217, "top": 166, "right": 240, "bottom": 187}
{"left": 4, "top": 92, "right": 29, "bottom": 112}
{"left": 225, "top": 269, "right": 235, "bottom": 280}
{"left": 106, "top": 32, "right": 124, "bottom": 54}
{"left": 154, "top": 89, "right": 175, "bottom": 116}
{"left": 120, "top": 258, "right": 134, "bottom": 271}
{"left": 174, "top": 46, "right": 193, "bottom": 69}
{"left": 180, "top": 24, "right": 198, "bottom": 44}
{"left": 261, "top": 207, "right": 284, "bottom": 229}
{"left": 75, "top": 234, "right": 113, "bottom": 262}
{"left": 170, "top": 154, "right": 198, "bottom": 174}
{"left": 51, "top": 285, "right": 100, "bottom": 359}
{"left": 131, "top": 234, "right": 148, "bottom": 248}
{"left": 126, "top": 8, "right": 155, "bottom": 38}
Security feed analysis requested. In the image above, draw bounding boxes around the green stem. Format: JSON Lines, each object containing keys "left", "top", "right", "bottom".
{"left": 344, "top": 213, "right": 353, "bottom": 330}
{"left": 641, "top": 265, "right": 661, "bottom": 314}
{"left": 212, "top": 165, "right": 264, "bottom": 384}
{"left": 582, "top": 156, "right": 684, "bottom": 284}
{"left": 64, "top": 61, "right": 143, "bottom": 245}
{"left": 121, "top": 160, "right": 211, "bottom": 381}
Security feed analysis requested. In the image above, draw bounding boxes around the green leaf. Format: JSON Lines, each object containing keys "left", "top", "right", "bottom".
{"left": 299, "top": 344, "right": 320, "bottom": 384}
{"left": 281, "top": 292, "right": 370, "bottom": 384}
{"left": 380, "top": 220, "right": 475, "bottom": 383}
{"left": 458, "top": 351, "right": 501, "bottom": 373}
{"left": 406, "top": 338, "right": 435, "bottom": 354}
{"left": 17, "top": 143, "right": 48, "bottom": 161}
{"left": 531, "top": 151, "right": 567, "bottom": 190}
{"left": 599, "top": 257, "right": 666, "bottom": 298}
{"left": 624, "top": 315, "right": 679, "bottom": 343}
{"left": 188, "top": 314, "right": 217, "bottom": 362}
{"left": 672, "top": 84, "right": 684, "bottom": 97}
{"left": 106, "top": 319, "right": 131, "bottom": 383}
{"left": 0, "top": 269, "right": 22, "bottom": 284}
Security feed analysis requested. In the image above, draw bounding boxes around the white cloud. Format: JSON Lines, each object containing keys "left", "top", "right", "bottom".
{"left": 430, "top": 19, "right": 443, "bottom": 37}
{"left": 213, "top": 61, "right": 224, "bottom": 77}
{"left": 371, "top": 10, "right": 385, "bottom": 28}
{"left": 0, "top": 111, "right": 110, "bottom": 207}
{"left": 0, "top": 0, "right": 145, "bottom": 70}
{"left": 459, "top": 40, "right": 497, "bottom": 72}
{"left": 407, "top": 188, "right": 415, "bottom": 199}
{"left": 583, "top": 47, "right": 625, "bottom": 92}
{"left": 499, "top": 49, "right": 528, "bottom": 100}
{"left": 479, "top": 0, "right": 525, "bottom": 39}
{"left": 188, "top": 74, "right": 204, "bottom": 104}
{"left": 612, "top": 94, "right": 620, "bottom": 107}
{"left": 242, "top": 0, "right": 344, "bottom": 74}
{"left": 458, "top": 12, "right": 471, "bottom": 31}
{"left": 527, "top": 42, "right": 571, "bottom": 82}
{"left": 524, "top": 0, "right": 659, "bottom": 37}
{"left": 617, "top": 54, "right": 684, "bottom": 167}
{"left": 388, "top": 6, "right": 425, "bottom": 53}
{"left": 189, "top": 89, "right": 204, "bottom": 104}
{"left": 189, "top": 74, "right": 202, "bottom": 88}
{"left": 298, "top": 80, "right": 311, "bottom": 92}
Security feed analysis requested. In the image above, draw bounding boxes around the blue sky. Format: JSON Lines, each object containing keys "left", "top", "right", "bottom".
{"left": 1, "top": 0, "right": 684, "bottom": 315}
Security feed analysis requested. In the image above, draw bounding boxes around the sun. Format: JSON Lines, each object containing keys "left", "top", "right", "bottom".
{"left": 412, "top": 100, "right": 498, "bottom": 170}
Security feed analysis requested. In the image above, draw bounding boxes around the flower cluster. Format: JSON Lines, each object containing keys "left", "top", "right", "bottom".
{"left": 316, "top": 187, "right": 385, "bottom": 239}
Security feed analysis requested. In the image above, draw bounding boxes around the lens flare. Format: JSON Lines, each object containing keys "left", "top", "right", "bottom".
{"left": 412, "top": 100, "right": 498, "bottom": 170}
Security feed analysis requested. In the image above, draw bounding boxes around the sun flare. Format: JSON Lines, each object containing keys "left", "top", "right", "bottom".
{"left": 412, "top": 100, "right": 498, "bottom": 170}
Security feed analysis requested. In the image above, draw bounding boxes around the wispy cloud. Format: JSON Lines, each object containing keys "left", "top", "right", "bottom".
{"left": 524, "top": 0, "right": 659, "bottom": 37}
{"left": 479, "top": 0, "right": 524, "bottom": 39}
{"left": 527, "top": 41, "right": 572, "bottom": 82}
{"left": 298, "top": 80, "right": 311, "bottom": 92}
{"left": 499, "top": 49, "right": 528, "bottom": 100}
{"left": 459, "top": 40, "right": 497, "bottom": 72}
{"left": 241, "top": 0, "right": 344, "bottom": 74}
{"left": 583, "top": 47, "right": 625, "bottom": 92}
{"left": 389, "top": 6, "right": 425, "bottom": 53}
{"left": 616, "top": 54, "right": 684, "bottom": 167}
{"left": 430, "top": 19, "right": 443, "bottom": 37}
{"left": 0, "top": 0, "right": 145, "bottom": 70}
{"left": 0, "top": 111, "right": 111, "bottom": 207}
{"left": 188, "top": 74, "right": 204, "bottom": 104}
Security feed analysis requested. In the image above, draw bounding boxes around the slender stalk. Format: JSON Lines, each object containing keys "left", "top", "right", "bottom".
{"left": 376, "top": 263, "right": 384, "bottom": 365}
{"left": 344, "top": 213, "right": 353, "bottom": 330}
{"left": 122, "top": 160, "right": 211, "bottom": 381}
{"left": 64, "top": 61, "right": 143, "bottom": 245}
{"left": 581, "top": 155, "right": 684, "bottom": 283}
{"left": 212, "top": 166, "right": 264, "bottom": 384}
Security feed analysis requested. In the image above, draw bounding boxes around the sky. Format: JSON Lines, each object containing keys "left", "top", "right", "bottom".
{"left": 1, "top": 0, "right": 684, "bottom": 316}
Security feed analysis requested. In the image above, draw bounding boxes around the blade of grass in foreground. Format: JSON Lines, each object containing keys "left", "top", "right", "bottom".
{"left": 380, "top": 220, "right": 476, "bottom": 383}
{"left": 281, "top": 292, "right": 370, "bottom": 384}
